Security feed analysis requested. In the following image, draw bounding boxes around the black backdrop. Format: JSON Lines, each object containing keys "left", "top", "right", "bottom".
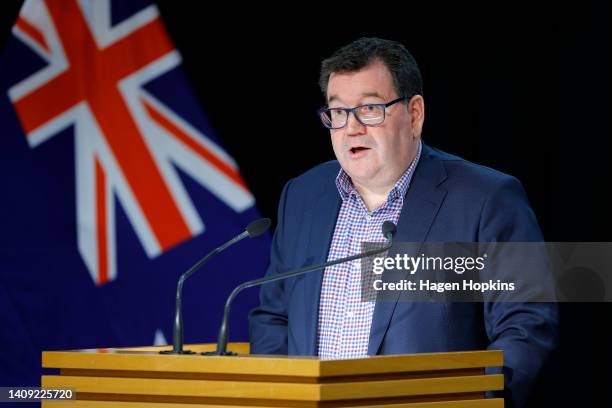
{"left": 1, "top": 1, "right": 610, "bottom": 405}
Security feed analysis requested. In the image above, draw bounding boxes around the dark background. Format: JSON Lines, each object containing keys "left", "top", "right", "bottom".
{"left": 1, "top": 1, "right": 610, "bottom": 406}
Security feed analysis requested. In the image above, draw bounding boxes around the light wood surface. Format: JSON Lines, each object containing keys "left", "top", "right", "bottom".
{"left": 42, "top": 373, "right": 502, "bottom": 400}
{"left": 43, "top": 399, "right": 503, "bottom": 408}
{"left": 41, "top": 343, "right": 504, "bottom": 407}
{"left": 43, "top": 343, "right": 502, "bottom": 377}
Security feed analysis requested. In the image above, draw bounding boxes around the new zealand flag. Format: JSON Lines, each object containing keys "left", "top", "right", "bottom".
{"left": 0, "top": 0, "right": 270, "bottom": 386}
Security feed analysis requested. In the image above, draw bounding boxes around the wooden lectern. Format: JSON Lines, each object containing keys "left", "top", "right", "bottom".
{"left": 42, "top": 343, "right": 504, "bottom": 407}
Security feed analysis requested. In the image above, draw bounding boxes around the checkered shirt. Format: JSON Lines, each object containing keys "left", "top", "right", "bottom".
{"left": 316, "top": 141, "right": 422, "bottom": 359}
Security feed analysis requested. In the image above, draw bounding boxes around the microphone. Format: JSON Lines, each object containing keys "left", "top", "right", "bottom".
{"left": 381, "top": 220, "right": 397, "bottom": 241}
{"left": 204, "top": 220, "right": 397, "bottom": 356}
{"left": 160, "top": 218, "right": 271, "bottom": 355}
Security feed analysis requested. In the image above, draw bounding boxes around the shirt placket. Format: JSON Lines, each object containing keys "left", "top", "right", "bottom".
{"left": 338, "top": 201, "right": 358, "bottom": 356}
{"left": 343, "top": 204, "right": 372, "bottom": 357}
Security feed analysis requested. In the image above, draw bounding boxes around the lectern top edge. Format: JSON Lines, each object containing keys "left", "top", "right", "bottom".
{"left": 42, "top": 344, "right": 503, "bottom": 378}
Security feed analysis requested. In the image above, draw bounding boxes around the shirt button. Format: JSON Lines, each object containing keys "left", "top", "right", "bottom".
{"left": 365, "top": 214, "right": 372, "bottom": 221}
{"left": 346, "top": 311, "right": 354, "bottom": 318}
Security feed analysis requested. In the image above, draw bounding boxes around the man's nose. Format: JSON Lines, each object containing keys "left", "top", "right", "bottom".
{"left": 346, "top": 111, "right": 366, "bottom": 136}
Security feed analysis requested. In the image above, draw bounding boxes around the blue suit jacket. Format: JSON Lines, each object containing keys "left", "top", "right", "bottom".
{"left": 249, "top": 143, "right": 558, "bottom": 407}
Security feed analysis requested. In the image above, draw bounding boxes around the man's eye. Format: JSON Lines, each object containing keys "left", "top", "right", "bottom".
{"left": 360, "top": 105, "right": 376, "bottom": 113}
{"left": 356, "top": 105, "right": 377, "bottom": 116}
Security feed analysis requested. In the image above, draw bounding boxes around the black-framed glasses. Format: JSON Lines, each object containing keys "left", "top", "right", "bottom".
{"left": 317, "top": 95, "right": 411, "bottom": 130}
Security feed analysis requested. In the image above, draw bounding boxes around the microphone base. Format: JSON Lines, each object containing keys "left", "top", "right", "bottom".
{"left": 159, "top": 349, "right": 196, "bottom": 355}
{"left": 201, "top": 350, "right": 238, "bottom": 356}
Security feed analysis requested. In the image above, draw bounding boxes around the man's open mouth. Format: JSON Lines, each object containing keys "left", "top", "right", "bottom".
{"left": 350, "top": 147, "right": 370, "bottom": 154}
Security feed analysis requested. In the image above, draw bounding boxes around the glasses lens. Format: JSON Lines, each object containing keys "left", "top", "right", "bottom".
{"left": 356, "top": 104, "right": 384, "bottom": 125}
{"left": 320, "top": 108, "right": 347, "bottom": 129}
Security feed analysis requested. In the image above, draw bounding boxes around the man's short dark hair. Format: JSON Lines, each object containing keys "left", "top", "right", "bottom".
{"left": 319, "top": 37, "right": 423, "bottom": 101}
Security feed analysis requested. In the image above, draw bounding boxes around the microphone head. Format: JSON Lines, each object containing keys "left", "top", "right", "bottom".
{"left": 246, "top": 218, "right": 272, "bottom": 238}
{"left": 381, "top": 221, "right": 397, "bottom": 239}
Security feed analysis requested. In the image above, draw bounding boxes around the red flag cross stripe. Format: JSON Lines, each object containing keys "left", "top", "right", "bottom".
{"left": 95, "top": 157, "right": 109, "bottom": 284}
{"left": 15, "top": 16, "right": 50, "bottom": 54}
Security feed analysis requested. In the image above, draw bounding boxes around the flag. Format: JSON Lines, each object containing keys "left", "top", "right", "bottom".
{"left": 0, "top": 0, "right": 270, "bottom": 387}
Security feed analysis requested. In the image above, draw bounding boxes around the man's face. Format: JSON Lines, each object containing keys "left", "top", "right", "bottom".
{"left": 326, "top": 60, "right": 422, "bottom": 192}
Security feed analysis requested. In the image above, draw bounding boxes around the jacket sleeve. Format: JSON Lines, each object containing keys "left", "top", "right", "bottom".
{"left": 248, "top": 179, "right": 293, "bottom": 355}
{"left": 478, "top": 176, "right": 559, "bottom": 408}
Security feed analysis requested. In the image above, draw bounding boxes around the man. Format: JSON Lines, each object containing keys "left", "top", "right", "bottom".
{"left": 249, "top": 37, "right": 558, "bottom": 407}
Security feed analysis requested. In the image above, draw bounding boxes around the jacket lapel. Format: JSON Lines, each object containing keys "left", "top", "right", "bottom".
{"left": 368, "top": 144, "right": 448, "bottom": 355}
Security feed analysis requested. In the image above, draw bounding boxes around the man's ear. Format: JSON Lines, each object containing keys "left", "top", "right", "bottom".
{"left": 409, "top": 95, "right": 425, "bottom": 138}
